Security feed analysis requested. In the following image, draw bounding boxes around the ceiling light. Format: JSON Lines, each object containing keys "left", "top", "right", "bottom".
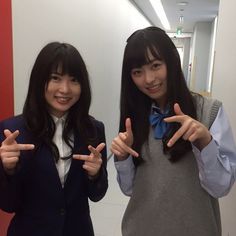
{"left": 177, "top": 1, "right": 188, "bottom": 6}
{"left": 176, "top": 27, "right": 182, "bottom": 36}
{"left": 149, "top": 0, "right": 171, "bottom": 30}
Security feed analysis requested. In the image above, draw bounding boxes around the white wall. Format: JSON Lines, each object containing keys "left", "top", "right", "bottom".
{"left": 190, "top": 22, "right": 212, "bottom": 93}
{"left": 212, "top": 0, "right": 236, "bottom": 235}
{"left": 12, "top": 0, "right": 150, "bottom": 149}
{"left": 206, "top": 17, "right": 218, "bottom": 93}
{"left": 171, "top": 37, "right": 191, "bottom": 81}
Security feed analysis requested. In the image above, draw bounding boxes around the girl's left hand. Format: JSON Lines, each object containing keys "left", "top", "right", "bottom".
{"left": 164, "top": 103, "right": 212, "bottom": 150}
{"left": 73, "top": 143, "right": 105, "bottom": 178}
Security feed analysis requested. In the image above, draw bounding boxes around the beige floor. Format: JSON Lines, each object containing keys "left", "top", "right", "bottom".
{"left": 90, "top": 158, "right": 129, "bottom": 236}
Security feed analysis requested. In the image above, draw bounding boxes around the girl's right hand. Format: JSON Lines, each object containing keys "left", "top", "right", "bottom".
{"left": 110, "top": 118, "right": 139, "bottom": 161}
{"left": 0, "top": 129, "right": 35, "bottom": 174}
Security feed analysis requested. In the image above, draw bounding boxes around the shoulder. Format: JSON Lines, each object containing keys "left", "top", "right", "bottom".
{"left": 0, "top": 115, "right": 25, "bottom": 131}
{"left": 89, "top": 116, "right": 105, "bottom": 131}
{"left": 191, "top": 93, "right": 222, "bottom": 128}
{"left": 0, "top": 115, "right": 32, "bottom": 143}
{"left": 89, "top": 116, "right": 106, "bottom": 143}
{"left": 192, "top": 93, "right": 222, "bottom": 107}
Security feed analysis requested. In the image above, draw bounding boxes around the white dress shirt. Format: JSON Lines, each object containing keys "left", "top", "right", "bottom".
{"left": 52, "top": 115, "right": 73, "bottom": 187}
{"left": 115, "top": 105, "right": 236, "bottom": 198}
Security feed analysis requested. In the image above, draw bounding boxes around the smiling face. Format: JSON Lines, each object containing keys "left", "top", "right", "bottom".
{"left": 45, "top": 70, "right": 81, "bottom": 118}
{"left": 130, "top": 49, "right": 167, "bottom": 110}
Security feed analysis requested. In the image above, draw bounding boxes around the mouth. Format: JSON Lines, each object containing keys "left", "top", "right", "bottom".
{"left": 55, "top": 96, "right": 71, "bottom": 103}
{"left": 146, "top": 83, "right": 162, "bottom": 93}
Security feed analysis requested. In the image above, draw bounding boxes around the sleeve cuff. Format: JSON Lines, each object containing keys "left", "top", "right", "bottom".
{"left": 192, "top": 138, "right": 219, "bottom": 167}
{"left": 114, "top": 156, "right": 135, "bottom": 173}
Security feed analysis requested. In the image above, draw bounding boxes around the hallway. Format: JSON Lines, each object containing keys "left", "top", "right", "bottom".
{"left": 90, "top": 158, "right": 129, "bottom": 236}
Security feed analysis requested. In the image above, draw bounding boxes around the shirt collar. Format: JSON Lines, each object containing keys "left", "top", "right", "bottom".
{"left": 151, "top": 103, "right": 170, "bottom": 115}
{"left": 51, "top": 113, "right": 67, "bottom": 124}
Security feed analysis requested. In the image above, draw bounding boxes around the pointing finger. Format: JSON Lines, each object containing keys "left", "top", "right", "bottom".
{"left": 17, "top": 144, "right": 35, "bottom": 151}
{"left": 117, "top": 143, "right": 139, "bottom": 157}
{"left": 73, "top": 154, "right": 89, "bottom": 161}
{"left": 164, "top": 115, "right": 186, "bottom": 124}
{"left": 2, "top": 143, "right": 35, "bottom": 152}
{"left": 167, "top": 126, "right": 187, "bottom": 147}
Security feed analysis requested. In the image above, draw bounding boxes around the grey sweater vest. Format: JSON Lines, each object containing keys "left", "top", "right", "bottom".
{"left": 122, "top": 95, "right": 222, "bottom": 236}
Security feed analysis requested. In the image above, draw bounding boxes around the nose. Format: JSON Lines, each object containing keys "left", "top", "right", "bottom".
{"left": 59, "top": 80, "right": 70, "bottom": 93}
{"left": 144, "top": 70, "right": 155, "bottom": 84}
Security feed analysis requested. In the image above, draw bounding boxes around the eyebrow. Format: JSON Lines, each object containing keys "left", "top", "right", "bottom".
{"left": 148, "top": 58, "right": 163, "bottom": 63}
{"left": 149, "top": 59, "right": 157, "bottom": 64}
{"left": 51, "top": 72, "right": 63, "bottom": 76}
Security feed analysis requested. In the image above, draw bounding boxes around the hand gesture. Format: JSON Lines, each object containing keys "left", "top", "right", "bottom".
{"left": 73, "top": 142, "right": 106, "bottom": 177}
{"left": 164, "top": 103, "right": 212, "bottom": 150}
{"left": 0, "top": 129, "right": 35, "bottom": 173}
{"left": 110, "top": 118, "right": 139, "bottom": 161}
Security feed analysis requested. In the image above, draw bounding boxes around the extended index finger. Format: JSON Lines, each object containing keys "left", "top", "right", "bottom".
{"left": 166, "top": 126, "right": 186, "bottom": 147}
{"left": 17, "top": 143, "right": 35, "bottom": 151}
{"left": 115, "top": 141, "right": 139, "bottom": 157}
{"left": 164, "top": 115, "right": 185, "bottom": 124}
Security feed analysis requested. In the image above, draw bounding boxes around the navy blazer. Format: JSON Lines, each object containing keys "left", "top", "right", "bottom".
{"left": 0, "top": 115, "right": 108, "bottom": 236}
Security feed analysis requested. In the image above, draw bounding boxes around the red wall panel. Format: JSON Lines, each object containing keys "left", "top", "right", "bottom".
{"left": 0, "top": 0, "right": 14, "bottom": 120}
{"left": 0, "top": 0, "right": 14, "bottom": 235}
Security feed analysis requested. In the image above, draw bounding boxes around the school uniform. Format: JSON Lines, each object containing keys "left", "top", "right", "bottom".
{"left": 116, "top": 94, "right": 236, "bottom": 236}
{"left": 0, "top": 115, "right": 108, "bottom": 236}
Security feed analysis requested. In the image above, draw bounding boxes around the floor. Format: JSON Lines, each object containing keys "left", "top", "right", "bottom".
{"left": 89, "top": 158, "right": 129, "bottom": 236}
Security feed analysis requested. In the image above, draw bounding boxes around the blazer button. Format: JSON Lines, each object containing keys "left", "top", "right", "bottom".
{"left": 60, "top": 208, "right": 66, "bottom": 216}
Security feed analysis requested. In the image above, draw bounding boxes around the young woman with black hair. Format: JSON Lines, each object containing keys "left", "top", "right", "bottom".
{"left": 110, "top": 26, "right": 236, "bottom": 236}
{"left": 0, "top": 42, "right": 108, "bottom": 236}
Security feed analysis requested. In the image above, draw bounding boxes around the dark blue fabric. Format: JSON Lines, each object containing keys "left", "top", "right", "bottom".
{"left": 149, "top": 106, "right": 170, "bottom": 139}
{"left": 0, "top": 115, "right": 108, "bottom": 236}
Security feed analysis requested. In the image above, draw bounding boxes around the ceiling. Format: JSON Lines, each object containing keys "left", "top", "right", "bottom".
{"left": 130, "top": 0, "right": 219, "bottom": 33}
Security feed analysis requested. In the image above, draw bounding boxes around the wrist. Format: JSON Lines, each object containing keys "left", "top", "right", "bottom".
{"left": 194, "top": 135, "right": 212, "bottom": 151}
{"left": 114, "top": 154, "right": 129, "bottom": 161}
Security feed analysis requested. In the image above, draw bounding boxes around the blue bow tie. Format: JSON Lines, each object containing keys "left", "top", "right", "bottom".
{"left": 149, "top": 106, "right": 170, "bottom": 139}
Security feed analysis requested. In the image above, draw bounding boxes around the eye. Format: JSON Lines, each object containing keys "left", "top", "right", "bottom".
{"left": 131, "top": 69, "right": 143, "bottom": 77}
{"left": 50, "top": 74, "right": 60, "bottom": 81}
{"left": 152, "top": 61, "right": 162, "bottom": 70}
{"left": 70, "top": 77, "right": 80, "bottom": 84}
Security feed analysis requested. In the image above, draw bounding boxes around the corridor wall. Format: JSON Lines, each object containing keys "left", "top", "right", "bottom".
{"left": 212, "top": 0, "right": 236, "bottom": 235}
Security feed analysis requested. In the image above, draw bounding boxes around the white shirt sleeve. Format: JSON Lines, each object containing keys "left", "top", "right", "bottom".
{"left": 115, "top": 106, "right": 236, "bottom": 198}
{"left": 114, "top": 156, "right": 135, "bottom": 196}
{"left": 192, "top": 105, "right": 236, "bottom": 198}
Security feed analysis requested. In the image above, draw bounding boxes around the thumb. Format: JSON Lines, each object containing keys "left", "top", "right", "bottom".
{"left": 4, "top": 129, "right": 14, "bottom": 137}
{"left": 95, "top": 142, "right": 106, "bottom": 153}
{"left": 125, "top": 118, "right": 133, "bottom": 137}
{"left": 174, "top": 103, "right": 184, "bottom": 115}
{"left": 3, "top": 129, "right": 19, "bottom": 145}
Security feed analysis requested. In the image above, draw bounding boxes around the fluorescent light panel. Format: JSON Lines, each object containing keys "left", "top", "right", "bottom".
{"left": 149, "top": 0, "right": 171, "bottom": 30}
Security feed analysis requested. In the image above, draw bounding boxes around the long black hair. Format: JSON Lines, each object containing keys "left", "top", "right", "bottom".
{"left": 120, "top": 26, "right": 197, "bottom": 163}
{"left": 23, "top": 42, "right": 97, "bottom": 161}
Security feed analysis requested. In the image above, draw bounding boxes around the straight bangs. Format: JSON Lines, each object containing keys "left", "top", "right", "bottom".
{"left": 50, "top": 51, "right": 82, "bottom": 83}
{"left": 125, "top": 39, "right": 163, "bottom": 72}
